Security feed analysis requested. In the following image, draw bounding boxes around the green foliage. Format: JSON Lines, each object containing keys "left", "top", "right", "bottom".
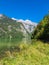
{"left": 32, "top": 14, "right": 49, "bottom": 41}
{"left": 0, "top": 41, "right": 49, "bottom": 65}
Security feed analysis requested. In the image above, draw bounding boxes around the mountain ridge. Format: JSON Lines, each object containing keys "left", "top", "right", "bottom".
{"left": 0, "top": 14, "right": 37, "bottom": 43}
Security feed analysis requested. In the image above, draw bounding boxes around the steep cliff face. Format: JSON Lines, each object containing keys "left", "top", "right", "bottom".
{"left": 0, "top": 14, "right": 24, "bottom": 43}
{"left": 0, "top": 14, "right": 37, "bottom": 43}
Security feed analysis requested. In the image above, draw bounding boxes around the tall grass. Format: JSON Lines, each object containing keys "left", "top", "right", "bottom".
{"left": 0, "top": 40, "right": 49, "bottom": 65}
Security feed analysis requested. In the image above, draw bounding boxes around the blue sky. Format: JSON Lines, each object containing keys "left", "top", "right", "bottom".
{"left": 0, "top": 0, "right": 49, "bottom": 23}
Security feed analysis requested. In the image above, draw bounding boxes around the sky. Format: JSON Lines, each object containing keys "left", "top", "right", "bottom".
{"left": 0, "top": 0, "right": 49, "bottom": 23}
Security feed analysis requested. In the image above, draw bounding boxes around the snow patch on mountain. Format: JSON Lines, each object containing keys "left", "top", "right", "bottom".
{"left": 12, "top": 18, "right": 18, "bottom": 20}
{"left": 0, "top": 14, "right": 4, "bottom": 19}
{"left": 0, "top": 14, "right": 3, "bottom": 17}
{"left": 12, "top": 18, "right": 37, "bottom": 26}
{"left": 12, "top": 17, "right": 38, "bottom": 33}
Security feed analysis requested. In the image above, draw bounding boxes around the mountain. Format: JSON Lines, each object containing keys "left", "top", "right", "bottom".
{"left": 31, "top": 14, "right": 49, "bottom": 42}
{"left": 0, "top": 14, "right": 37, "bottom": 43}
{"left": 12, "top": 18, "right": 37, "bottom": 33}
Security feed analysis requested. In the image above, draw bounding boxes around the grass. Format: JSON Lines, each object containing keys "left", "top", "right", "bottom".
{"left": 0, "top": 40, "right": 49, "bottom": 65}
